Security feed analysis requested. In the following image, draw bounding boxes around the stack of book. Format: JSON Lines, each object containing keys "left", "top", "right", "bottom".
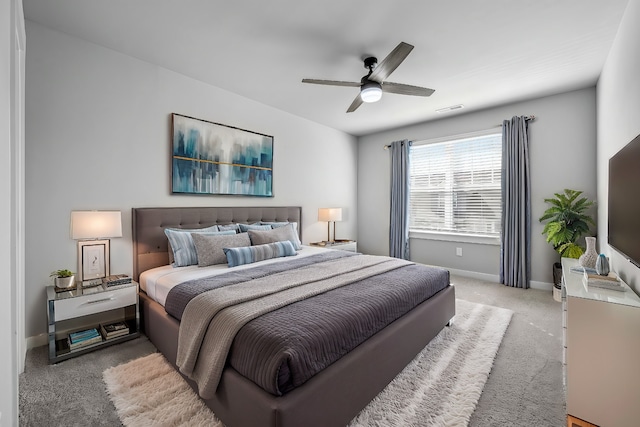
{"left": 102, "top": 274, "right": 132, "bottom": 287}
{"left": 582, "top": 271, "right": 625, "bottom": 292}
{"left": 100, "top": 321, "right": 130, "bottom": 340}
{"left": 68, "top": 328, "right": 102, "bottom": 350}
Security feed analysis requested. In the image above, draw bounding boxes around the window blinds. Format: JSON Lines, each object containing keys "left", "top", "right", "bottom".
{"left": 409, "top": 132, "right": 502, "bottom": 237}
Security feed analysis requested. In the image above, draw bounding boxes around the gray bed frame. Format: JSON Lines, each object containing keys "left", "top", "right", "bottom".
{"left": 132, "top": 206, "right": 455, "bottom": 427}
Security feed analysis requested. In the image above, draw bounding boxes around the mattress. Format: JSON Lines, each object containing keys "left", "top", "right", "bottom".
{"left": 139, "top": 245, "right": 329, "bottom": 306}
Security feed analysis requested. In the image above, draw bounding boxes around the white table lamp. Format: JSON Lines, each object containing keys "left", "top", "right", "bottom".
{"left": 70, "top": 211, "right": 122, "bottom": 284}
{"left": 318, "top": 208, "right": 342, "bottom": 243}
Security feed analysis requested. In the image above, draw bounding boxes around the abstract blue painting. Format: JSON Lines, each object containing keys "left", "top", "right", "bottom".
{"left": 171, "top": 114, "right": 273, "bottom": 197}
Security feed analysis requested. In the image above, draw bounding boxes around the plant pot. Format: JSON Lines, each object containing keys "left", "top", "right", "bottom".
{"left": 552, "top": 262, "right": 563, "bottom": 286}
{"left": 54, "top": 275, "right": 75, "bottom": 289}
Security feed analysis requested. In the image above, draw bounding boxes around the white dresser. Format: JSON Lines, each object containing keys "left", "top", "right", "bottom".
{"left": 562, "top": 257, "right": 640, "bottom": 427}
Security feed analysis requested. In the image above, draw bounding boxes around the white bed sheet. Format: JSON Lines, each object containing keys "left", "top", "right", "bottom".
{"left": 140, "top": 245, "right": 331, "bottom": 306}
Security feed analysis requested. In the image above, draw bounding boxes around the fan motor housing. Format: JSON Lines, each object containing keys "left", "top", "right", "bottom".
{"left": 364, "top": 57, "right": 378, "bottom": 70}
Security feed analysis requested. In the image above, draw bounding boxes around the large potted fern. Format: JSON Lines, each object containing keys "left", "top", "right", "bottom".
{"left": 539, "top": 189, "right": 595, "bottom": 288}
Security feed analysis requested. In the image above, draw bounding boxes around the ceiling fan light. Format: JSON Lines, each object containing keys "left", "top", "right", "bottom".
{"left": 360, "top": 82, "right": 382, "bottom": 103}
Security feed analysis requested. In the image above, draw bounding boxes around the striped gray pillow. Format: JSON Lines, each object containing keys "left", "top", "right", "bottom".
{"left": 223, "top": 241, "right": 297, "bottom": 267}
{"left": 238, "top": 223, "right": 273, "bottom": 232}
{"left": 217, "top": 224, "right": 241, "bottom": 233}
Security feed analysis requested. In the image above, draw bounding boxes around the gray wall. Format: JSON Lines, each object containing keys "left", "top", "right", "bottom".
{"left": 358, "top": 88, "right": 597, "bottom": 286}
{"left": 597, "top": 0, "right": 640, "bottom": 293}
{"left": 24, "top": 21, "right": 358, "bottom": 340}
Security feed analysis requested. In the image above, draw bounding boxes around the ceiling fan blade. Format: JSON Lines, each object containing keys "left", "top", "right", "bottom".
{"left": 346, "top": 94, "right": 363, "bottom": 113}
{"left": 382, "top": 82, "right": 435, "bottom": 97}
{"left": 302, "top": 78, "right": 360, "bottom": 87}
{"left": 369, "top": 42, "right": 414, "bottom": 83}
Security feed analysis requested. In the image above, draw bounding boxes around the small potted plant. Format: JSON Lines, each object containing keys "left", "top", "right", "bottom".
{"left": 50, "top": 269, "right": 75, "bottom": 289}
{"left": 539, "top": 189, "right": 595, "bottom": 288}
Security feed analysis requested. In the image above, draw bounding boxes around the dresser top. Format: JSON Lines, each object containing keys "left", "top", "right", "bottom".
{"left": 562, "top": 257, "right": 640, "bottom": 308}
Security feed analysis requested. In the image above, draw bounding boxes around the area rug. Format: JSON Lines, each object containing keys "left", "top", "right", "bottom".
{"left": 103, "top": 299, "right": 512, "bottom": 427}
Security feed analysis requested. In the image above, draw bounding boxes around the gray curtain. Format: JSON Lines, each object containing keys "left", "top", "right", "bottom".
{"left": 500, "top": 116, "right": 531, "bottom": 288}
{"left": 389, "top": 139, "right": 412, "bottom": 259}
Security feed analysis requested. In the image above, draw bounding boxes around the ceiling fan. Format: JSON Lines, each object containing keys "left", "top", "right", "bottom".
{"left": 302, "top": 42, "right": 435, "bottom": 113}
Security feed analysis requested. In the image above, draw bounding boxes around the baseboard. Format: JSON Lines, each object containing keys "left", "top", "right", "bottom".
{"left": 447, "top": 267, "right": 499, "bottom": 283}
{"left": 26, "top": 333, "right": 47, "bottom": 350}
{"left": 447, "top": 267, "right": 553, "bottom": 291}
{"left": 529, "top": 280, "right": 553, "bottom": 291}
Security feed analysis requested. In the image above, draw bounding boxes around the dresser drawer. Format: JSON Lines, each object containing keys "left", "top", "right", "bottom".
{"left": 54, "top": 286, "right": 137, "bottom": 321}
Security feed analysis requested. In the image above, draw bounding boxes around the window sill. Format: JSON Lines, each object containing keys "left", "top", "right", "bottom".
{"left": 409, "top": 230, "right": 500, "bottom": 246}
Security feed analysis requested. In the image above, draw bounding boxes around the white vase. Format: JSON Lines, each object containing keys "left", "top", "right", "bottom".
{"left": 579, "top": 237, "right": 598, "bottom": 269}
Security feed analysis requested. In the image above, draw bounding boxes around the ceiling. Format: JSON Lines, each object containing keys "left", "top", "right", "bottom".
{"left": 23, "top": 0, "right": 630, "bottom": 136}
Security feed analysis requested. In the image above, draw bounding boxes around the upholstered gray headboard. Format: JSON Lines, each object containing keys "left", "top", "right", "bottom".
{"left": 132, "top": 206, "right": 302, "bottom": 281}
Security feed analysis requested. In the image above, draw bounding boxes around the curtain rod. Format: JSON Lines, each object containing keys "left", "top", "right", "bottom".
{"left": 383, "top": 115, "right": 536, "bottom": 149}
{"left": 494, "top": 114, "right": 536, "bottom": 127}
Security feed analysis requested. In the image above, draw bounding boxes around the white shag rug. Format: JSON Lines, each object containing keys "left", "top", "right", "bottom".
{"left": 103, "top": 299, "right": 512, "bottom": 427}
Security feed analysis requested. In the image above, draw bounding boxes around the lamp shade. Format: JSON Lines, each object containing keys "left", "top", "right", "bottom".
{"left": 360, "top": 82, "right": 382, "bottom": 103}
{"left": 318, "top": 208, "right": 342, "bottom": 222}
{"left": 70, "top": 211, "right": 122, "bottom": 239}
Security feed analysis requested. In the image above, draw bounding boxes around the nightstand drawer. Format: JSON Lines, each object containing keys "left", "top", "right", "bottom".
{"left": 309, "top": 240, "right": 357, "bottom": 252}
{"left": 332, "top": 242, "right": 357, "bottom": 252}
{"left": 54, "top": 286, "right": 137, "bottom": 321}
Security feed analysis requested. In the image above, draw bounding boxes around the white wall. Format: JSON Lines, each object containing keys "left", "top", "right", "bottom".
{"left": 2, "top": 0, "right": 23, "bottom": 425}
{"left": 25, "top": 21, "right": 358, "bottom": 340}
{"left": 358, "top": 88, "right": 597, "bottom": 286}
{"left": 597, "top": 0, "right": 640, "bottom": 293}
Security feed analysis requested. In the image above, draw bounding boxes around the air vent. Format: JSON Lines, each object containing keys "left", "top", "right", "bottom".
{"left": 436, "top": 104, "right": 464, "bottom": 113}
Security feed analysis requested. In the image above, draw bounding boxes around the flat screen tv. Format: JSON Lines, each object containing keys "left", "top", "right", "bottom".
{"left": 608, "top": 132, "right": 640, "bottom": 268}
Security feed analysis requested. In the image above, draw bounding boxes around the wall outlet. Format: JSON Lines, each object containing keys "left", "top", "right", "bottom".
{"left": 456, "top": 247, "right": 463, "bottom": 257}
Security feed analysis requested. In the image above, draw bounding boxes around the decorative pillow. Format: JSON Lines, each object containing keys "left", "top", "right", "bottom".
{"left": 260, "top": 221, "right": 291, "bottom": 228}
{"left": 223, "top": 241, "right": 297, "bottom": 268}
{"left": 164, "top": 225, "right": 227, "bottom": 267}
{"left": 247, "top": 224, "right": 302, "bottom": 250}
{"left": 217, "top": 224, "right": 241, "bottom": 233}
{"left": 260, "top": 221, "right": 302, "bottom": 247}
{"left": 166, "top": 225, "right": 220, "bottom": 264}
{"left": 191, "top": 232, "right": 251, "bottom": 267}
{"left": 238, "top": 223, "right": 273, "bottom": 232}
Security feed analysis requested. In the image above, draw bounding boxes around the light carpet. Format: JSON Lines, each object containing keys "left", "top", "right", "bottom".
{"left": 103, "top": 299, "right": 512, "bottom": 427}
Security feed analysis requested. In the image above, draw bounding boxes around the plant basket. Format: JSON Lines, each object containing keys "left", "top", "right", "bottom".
{"left": 552, "top": 262, "right": 563, "bottom": 288}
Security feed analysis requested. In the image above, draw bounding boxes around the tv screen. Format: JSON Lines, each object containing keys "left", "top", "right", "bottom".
{"left": 608, "top": 133, "right": 640, "bottom": 268}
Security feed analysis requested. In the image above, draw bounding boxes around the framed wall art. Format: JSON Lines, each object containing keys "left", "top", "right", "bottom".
{"left": 171, "top": 113, "right": 274, "bottom": 197}
{"left": 77, "top": 239, "right": 110, "bottom": 282}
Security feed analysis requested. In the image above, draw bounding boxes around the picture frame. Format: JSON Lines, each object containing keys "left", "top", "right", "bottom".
{"left": 77, "top": 239, "right": 110, "bottom": 282}
{"left": 171, "top": 113, "right": 274, "bottom": 197}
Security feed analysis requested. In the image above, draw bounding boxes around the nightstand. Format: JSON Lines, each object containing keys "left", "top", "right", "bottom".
{"left": 309, "top": 240, "right": 357, "bottom": 252}
{"left": 47, "top": 281, "right": 140, "bottom": 363}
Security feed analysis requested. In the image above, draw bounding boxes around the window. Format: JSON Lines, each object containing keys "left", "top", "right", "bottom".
{"left": 409, "top": 130, "right": 502, "bottom": 239}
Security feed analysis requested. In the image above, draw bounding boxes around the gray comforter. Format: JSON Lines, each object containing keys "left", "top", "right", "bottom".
{"left": 165, "top": 252, "right": 450, "bottom": 397}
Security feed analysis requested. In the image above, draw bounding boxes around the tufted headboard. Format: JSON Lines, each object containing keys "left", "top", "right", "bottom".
{"left": 131, "top": 206, "right": 302, "bottom": 281}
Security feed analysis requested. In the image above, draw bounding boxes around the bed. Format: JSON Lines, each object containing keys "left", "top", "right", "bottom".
{"left": 133, "top": 206, "right": 455, "bottom": 427}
